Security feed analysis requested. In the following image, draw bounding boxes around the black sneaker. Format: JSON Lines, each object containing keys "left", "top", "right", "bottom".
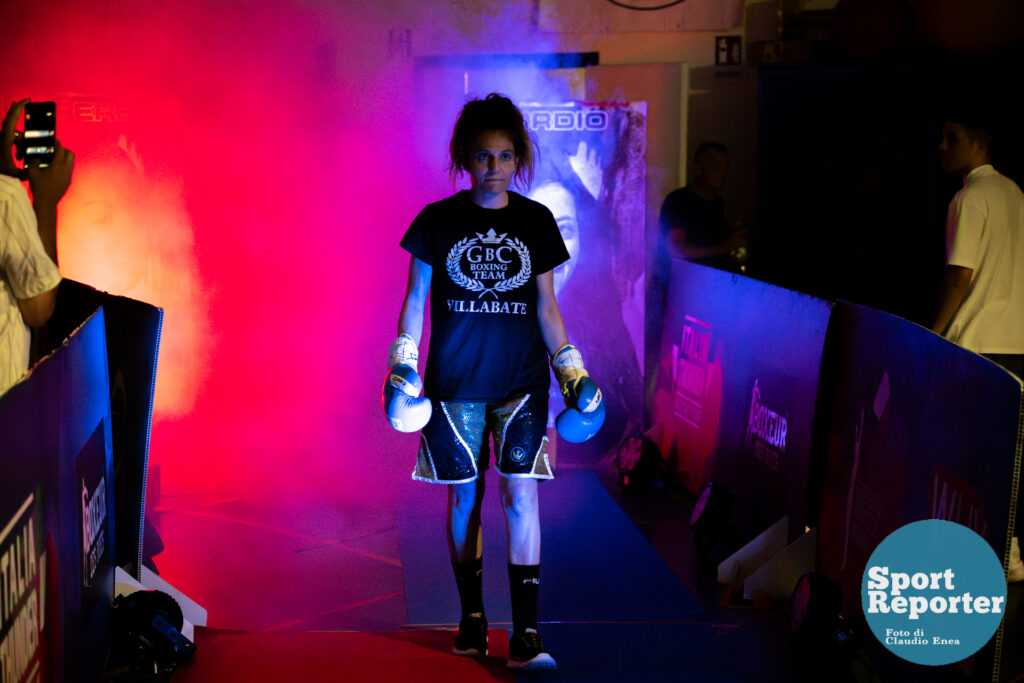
{"left": 452, "top": 614, "right": 488, "bottom": 656}
{"left": 507, "top": 629, "right": 556, "bottom": 670}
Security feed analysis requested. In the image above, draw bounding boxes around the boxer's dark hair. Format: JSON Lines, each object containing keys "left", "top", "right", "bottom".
{"left": 448, "top": 93, "right": 537, "bottom": 189}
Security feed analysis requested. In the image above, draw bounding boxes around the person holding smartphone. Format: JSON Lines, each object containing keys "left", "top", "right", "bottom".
{"left": 383, "top": 93, "right": 603, "bottom": 671}
{"left": 1, "top": 98, "right": 74, "bottom": 396}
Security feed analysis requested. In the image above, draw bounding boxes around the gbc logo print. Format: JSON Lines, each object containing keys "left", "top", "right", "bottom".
{"left": 446, "top": 229, "right": 532, "bottom": 315}
{"left": 861, "top": 520, "right": 1007, "bottom": 666}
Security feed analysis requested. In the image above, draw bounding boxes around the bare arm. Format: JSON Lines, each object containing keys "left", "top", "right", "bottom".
{"left": 16, "top": 291, "right": 56, "bottom": 328}
{"left": 13, "top": 149, "right": 71, "bottom": 327}
{"left": 536, "top": 269, "right": 569, "bottom": 355}
{"left": 932, "top": 265, "right": 973, "bottom": 335}
{"left": 26, "top": 141, "right": 74, "bottom": 265}
{"left": 398, "top": 256, "right": 431, "bottom": 345}
{"left": 17, "top": 143, "right": 74, "bottom": 326}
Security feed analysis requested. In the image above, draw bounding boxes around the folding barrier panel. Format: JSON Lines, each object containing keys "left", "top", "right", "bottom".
{"left": 653, "top": 259, "right": 832, "bottom": 544}
{"left": 38, "top": 280, "right": 163, "bottom": 579}
{"left": 815, "top": 302, "right": 1022, "bottom": 675}
{"left": 1, "top": 310, "right": 115, "bottom": 683}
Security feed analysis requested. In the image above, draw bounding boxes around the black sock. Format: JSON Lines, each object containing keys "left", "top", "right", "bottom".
{"left": 508, "top": 563, "right": 540, "bottom": 636}
{"left": 453, "top": 556, "right": 485, "bottom": 620}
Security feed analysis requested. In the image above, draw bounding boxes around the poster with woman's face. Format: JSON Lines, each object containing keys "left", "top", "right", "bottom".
{"left": 521, "top": 102, "right": 647, "bottom": 465}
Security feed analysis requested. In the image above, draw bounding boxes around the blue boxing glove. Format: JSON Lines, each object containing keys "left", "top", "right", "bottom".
{"left": 555, "top": 399, "right": 606, "bottom": 444}
{"left": 551, "top": 343, "right": 605, "bottom": 443}
{"left": 382, "top": 334, "right": 432, "bottom": 433}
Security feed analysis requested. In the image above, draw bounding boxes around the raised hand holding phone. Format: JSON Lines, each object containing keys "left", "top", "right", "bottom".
{"left": 23, "top": 101, "right": 56, "bottom": 168}
{"left": 1, "top": 98, "right": 30, "bottom": 178}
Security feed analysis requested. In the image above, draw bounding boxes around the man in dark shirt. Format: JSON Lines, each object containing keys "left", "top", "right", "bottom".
{"left": 658, "top": 141, "right": 745, "bottom": 269}
{"left": 645, "top": 142, "right": 746, "bottom": 423}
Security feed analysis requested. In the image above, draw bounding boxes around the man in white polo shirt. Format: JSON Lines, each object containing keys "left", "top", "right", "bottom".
{"left": 933, "top": 113, "right": 1024, "bottom": 582}
{"left": 1, "top": 98, "right": 74, "bottom": 396}
{"left": 932, "top": 117, "right": 1024, "bottom": 377}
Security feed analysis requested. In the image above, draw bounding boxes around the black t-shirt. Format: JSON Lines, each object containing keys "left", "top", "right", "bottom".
{"left": 400, "top": 191, "right": 570, "bottom": 401}
{"left": 658, "top": 186, "right": 727, "bottom": 268}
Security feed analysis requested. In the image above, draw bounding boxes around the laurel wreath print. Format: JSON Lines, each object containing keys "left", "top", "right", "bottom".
{"left": 446, "top": 236, "right": 532, "bottom": 299}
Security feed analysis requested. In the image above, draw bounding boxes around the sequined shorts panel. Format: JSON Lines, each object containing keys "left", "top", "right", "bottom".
{"left": 412, "top": 393, "right": 552, "bottom": 484}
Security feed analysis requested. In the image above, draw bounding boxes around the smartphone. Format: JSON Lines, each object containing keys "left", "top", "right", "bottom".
{"left": 23, "top": 101, "right": 56, "bottom": 168}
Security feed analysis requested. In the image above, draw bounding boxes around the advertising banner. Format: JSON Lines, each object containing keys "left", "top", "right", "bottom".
{"left": 0, "top": 491, "right": 50, "bottom": 683}
{"left": 521, "top": 101, "right": 647, "bottom": 466}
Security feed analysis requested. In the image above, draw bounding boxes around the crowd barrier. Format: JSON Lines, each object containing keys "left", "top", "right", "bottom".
{"left": 1, "top": 311, "right": 114, "bottom": 683}
{"left": 1, "top": 282, "right": 162, "bottom": 682}
{"left": 40, "top": 280, "right": 164, "bottom": 577}
{"left": 656, "top": 258, "right": 1023, "bottom": 678}
{"left": 816, "top": 301, "right": 1021, "bottom": 679}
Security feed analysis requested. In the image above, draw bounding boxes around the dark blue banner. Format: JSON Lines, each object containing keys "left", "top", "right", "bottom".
{"left": 41, "top": 280, "right": 162, "bottom": 578}
{"left": 816, "top": 302, "right": 1022, "bottom": 630}
{"left": 1, "top": 310, "right": 115, "bottom": 683}
{"left": 653, "top": 259, "right": 832, "bottom": 544}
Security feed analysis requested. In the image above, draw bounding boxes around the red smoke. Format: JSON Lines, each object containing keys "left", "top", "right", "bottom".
{"left": 2, "top": 0, "right": 567, "bottom": 503}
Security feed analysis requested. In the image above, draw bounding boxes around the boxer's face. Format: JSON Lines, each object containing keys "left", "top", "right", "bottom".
{"left": 468, "top": 130, "right": 516, "bottom": 198}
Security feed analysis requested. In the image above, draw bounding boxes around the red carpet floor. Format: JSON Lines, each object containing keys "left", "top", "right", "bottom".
{"left": 171, "top": 628, "right": 515, "bottom": 682}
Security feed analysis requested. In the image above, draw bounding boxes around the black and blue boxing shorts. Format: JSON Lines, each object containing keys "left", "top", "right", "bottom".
{"left": 412, "top": 393, "right": 553, "bottom": 484}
